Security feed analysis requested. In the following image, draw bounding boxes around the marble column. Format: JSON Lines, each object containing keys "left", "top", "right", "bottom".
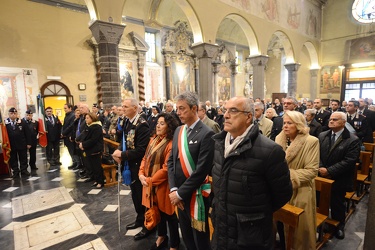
{"left": 310, "top": 69, "right": 319, "bottom": 100}
{"left": 230, "top": 60, "right": 238, "bottom": 98}
{"left": 248, "top": 55, "right": 269, "bottom": 100}
{"left": 284, "top": 63, "right": 301, "bottom": 97}
{"left": 191, "top": 43, "right": 218, "bottom": 102}
{"left": 212, "top": 60, "right": 221, "bottom": 105}
{"left": 89, "top": 20, "right": 125, "bottom": 106}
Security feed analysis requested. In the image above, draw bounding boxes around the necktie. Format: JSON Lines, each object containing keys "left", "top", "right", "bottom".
{"left": 254, "top": 119, "right": 259, "bottom": 125}
{"left": 187, "top": 128, "right": 192, "bottom": 137}
{"left": 49, "top": 116, "right": 54, "bottom": 125}
{"left": 331, "top": 133, "right": 336, "bottom": 149}
{"left": 349, "top": 115, "right": 352, "bottom": 120}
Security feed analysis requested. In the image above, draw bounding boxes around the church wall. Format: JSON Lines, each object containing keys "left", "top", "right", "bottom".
{"left": 0, "top": 0, "right": 96, "bottom": 106}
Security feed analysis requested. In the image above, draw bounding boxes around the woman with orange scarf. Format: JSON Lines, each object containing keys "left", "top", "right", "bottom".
{"left": 139, "top": 113, "right": 179, "bottom": 250}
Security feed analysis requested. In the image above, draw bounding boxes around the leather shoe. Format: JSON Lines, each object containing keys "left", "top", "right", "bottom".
{"left": 126, "top": 222, "right": 143, "bottom": 230}
{"left": 134, "top": 228, "right": 153, "bottom": 241}
{"left": 21, "top": 170, "right": 30, "bottom": 176}
{"left": 335, "top": 229, "right": 345, "bottom": 239}
{"left": 11, "top": 173, "right": 20, "bottom": 179}
{"left": 150, "top": 235, "right": 168, "bottom": 250}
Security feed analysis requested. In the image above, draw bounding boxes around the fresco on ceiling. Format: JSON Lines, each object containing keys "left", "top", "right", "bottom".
{"left": 220, "top": 0, "right": 321, "bottom": 38}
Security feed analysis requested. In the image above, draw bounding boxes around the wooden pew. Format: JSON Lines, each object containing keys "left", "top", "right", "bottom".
{"left": 315, "top": 177, "right": 338, "bottom": 249}
{"left": 273, "top": 204, "right": 304, "bottom": 250}
{"left": 345, "top": 163, "right": 359, "bottom": 222}
{"left": 356, "top": 151, "right": 371, "bottom": 198}
{"left": 102, "top": 138, "right": 119, "bottom": 187}
{"left": 363, "top": 142, "right": 374, "bottom": 181}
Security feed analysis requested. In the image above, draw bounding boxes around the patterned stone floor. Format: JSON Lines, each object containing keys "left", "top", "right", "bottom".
{"left": 0, "top": 145, "right": 369, "bottom": 249}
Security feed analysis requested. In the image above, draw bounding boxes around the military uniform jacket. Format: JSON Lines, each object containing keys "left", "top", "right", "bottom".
{"left": 347, "top": 112, "right": 373, "bottom": 143}
{"left": 315, "top": 109, "right": 331, "bottom": 131}
{"left": 119, "top": 114, "right": 150, "bottom": 181}
{"left": 23, "top": 118, "right": 39, "bottom": 146}
{"left": 5, "top": 118, "right": 32, "bottom": 150}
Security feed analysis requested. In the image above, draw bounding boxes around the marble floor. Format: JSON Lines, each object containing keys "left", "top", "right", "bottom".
{"left": 0, "top": 145, "right": 368, "bottom": 250}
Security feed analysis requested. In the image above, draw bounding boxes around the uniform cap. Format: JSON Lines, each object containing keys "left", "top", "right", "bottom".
{"left": 9, "top": 107, "right": 17, "bottom": 113}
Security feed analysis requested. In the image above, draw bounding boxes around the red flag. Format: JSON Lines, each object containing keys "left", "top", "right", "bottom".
{"left": 0, "top": 109, "right": 11, "bottom": 164}
{"left": 38, "top": 97, "right": 48, "bottom": 147}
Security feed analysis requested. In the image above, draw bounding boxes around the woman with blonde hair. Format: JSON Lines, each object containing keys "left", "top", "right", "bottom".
{"left": 275, "top": 110, "right": 319, "bottom": 250}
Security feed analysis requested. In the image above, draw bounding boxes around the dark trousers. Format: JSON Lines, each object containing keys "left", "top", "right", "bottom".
{"left": 158, "top": 211, "right": 180, "bottom": 248}
{"left": 130, "top": 179, "right": 146, "bottom": 223}
{"left": 27, "top": 144, "right": 37, "bottom": 168}
{"left": 330, "top": 188, "right": 346, "bottom": 228}
{"left": 46, "top": 140, "right": 60, "bottom": 163}
{"left": 82, "top": 152, "right": 93, "bottom": 177}
{"left": 86, "top": 154, "right": 104, "bottom": 185}
{"left": 65, "top": 139, "right": 79, "bottom": 165}
{"left": 10, "top": 148, "right": 28, "bottom": 173}
{"left": 178, "top": 197, "right": 210, "bottom": 250}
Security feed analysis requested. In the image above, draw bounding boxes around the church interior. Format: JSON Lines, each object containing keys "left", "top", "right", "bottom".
{"left": 0, "top": 0, "right": 375, "bottom": 249}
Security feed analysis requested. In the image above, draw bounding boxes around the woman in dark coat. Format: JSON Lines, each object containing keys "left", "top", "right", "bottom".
{"left": 78, "top": 112, "right": 104, "bottom": 188}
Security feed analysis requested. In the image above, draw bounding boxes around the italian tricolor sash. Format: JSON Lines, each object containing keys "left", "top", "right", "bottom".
{"left": 178, "top": 125, "right": 211, "bottom": 232}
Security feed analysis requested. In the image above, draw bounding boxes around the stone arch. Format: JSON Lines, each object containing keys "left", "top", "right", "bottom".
{"left": 272, "top": 30, "right": 295, "bottom": 64}
{"left": 223, "top": 14, "right": 260, "bottom": 55}
{"left": 303, "top": 41, "right": 320, "bottom": 69}
{"left": 174, "top": 0, "right": 203, "bottom": 44}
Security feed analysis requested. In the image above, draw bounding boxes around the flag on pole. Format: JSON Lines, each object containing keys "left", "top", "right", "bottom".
{"left": 0, "top": 109, "right": 11, "bottom": 164}
{"left": 38, "top": 96, "right": 48, "bottom": 147}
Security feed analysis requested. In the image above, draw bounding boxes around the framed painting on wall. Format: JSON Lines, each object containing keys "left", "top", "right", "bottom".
{"left": 169, "top": 59, "right": 194, "bottom": 99}
{"left": 320, "top": 65, "right": 342, "bottom": 93}
{"left": 120, "top": 61, "right": 137, "bottom": 99}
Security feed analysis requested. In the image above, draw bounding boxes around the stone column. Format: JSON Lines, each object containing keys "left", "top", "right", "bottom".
{"left": 89, "top": 20, "right": 125, "bottom": 106}
{"left": 284, "top": 63, "right": 301, "bottom": 97}
{"left": 194, "top": 57, "right": 199, "bottom": 98}
{"left": 310, "top": 69, "right": 319, "bottom": 100}
{"left": 212, "top": 60, "right": 221, "bottom": 104}
{"left": 165, "top": 61, "right": 171, "bottom": 101}
{"left": 248, "top": 55, "right": 269, "bottom": 100}
{"left": 230, "top": 59, "right": 238, "bottom": 98}
{"left": 136, "top": 52, "right": 146, "bottom": 102}
{"left": 191, "top": 43, "right": 218, "bottom": 102}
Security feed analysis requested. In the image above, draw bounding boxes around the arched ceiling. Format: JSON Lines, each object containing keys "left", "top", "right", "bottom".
{"left": 216, "top": 18, "right": 248, "bottom": 47}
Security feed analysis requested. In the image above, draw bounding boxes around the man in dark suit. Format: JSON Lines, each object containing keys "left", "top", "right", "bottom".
{"left": 112, "top": 98, "right": 150, "bottom": 240}
{"left": 165, "top": 101, "right": 182, "bottom": 125}
{"left": 314, "top": 98, "right": 331, "bottom": 131}
{"left": 61, "top": 103, "right": 78, "bottom": 169}
{"left": 45, "top": 106, "right": 62, "bottom": 166}
{"left": 168, "top": 91, "right": 215, "bottom": 250}
{"left": 23, "top": 110, "right": 39, "bottom": 170}
{"left": 5, "top": 107, "right": 32, "bottom": 178}
{"left": 304, "top": 109, "right": 322, "bottom": 137}
{"left": 205, "top": 100, "right": 217, "bottom": 120}
{"left": 346, "top": 100, "right": 373, "bottom": 143}
{"left": 319, "top": 111, "right": 360, "bottom": 239}
{"left": 358, "top": 98, "right": 375, "bottom": 132}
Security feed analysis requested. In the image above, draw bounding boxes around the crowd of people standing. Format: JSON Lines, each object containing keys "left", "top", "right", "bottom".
{"left": 3, "top": 93, "right": 374, "bottom": 249}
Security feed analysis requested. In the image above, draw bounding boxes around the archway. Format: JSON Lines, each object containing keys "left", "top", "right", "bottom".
{"left": 303, "top": 41, "right": 320, "bottom": 69}
{"left": 40, "top": 81, "right": 74, "bottom": 121}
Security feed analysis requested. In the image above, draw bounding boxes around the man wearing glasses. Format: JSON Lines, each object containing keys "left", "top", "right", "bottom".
{"left": 5, "top": 107, "right": 32, "bottom": 178}
{"left": 318, "top": 112, "right": 360, "bottom": 239}
{"left": 211, "top": 96, "right": 292, "bottom": 249}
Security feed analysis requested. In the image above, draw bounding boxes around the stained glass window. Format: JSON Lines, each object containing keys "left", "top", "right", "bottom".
{"left": 352, "top": 0, "right": 375, "bottom": 23}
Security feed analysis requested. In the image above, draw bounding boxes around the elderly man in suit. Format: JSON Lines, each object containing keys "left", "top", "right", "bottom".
{"left": 168, "top": 91, "right": 215, "bottom": 250}
{"left": 253, "top": 102, "right": 273, "bottom": 138}
{"left": 319, "top": 111, "right": 360, "bottom": 239}
{"left": 304, "top": 109, "right": 322, "bottom": 138}
{"left": 198, "top": 102, "right": 221, "bottom": 133}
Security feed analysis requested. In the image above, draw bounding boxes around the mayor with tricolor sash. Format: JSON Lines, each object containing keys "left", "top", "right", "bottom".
{"left": 168, "top": 91, "right": 215, "bottom": 250}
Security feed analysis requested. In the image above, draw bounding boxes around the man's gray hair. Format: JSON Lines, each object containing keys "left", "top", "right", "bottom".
{"left": 254, "top": 102, "right": 264, "bottom": 110}
{"left": 199, "top": 102, "right": 206, "bottom": 112}
{"left": 175, "top": 91, "right": 199, "bottom": 108}
{"left": 125, "top": 98, "right": 139, "bottom": 107}
{"left": 304, "top": 109, "right": 316, "bottom": 116}
{"left": 285, "top": 96, "right": 298, "bottom": 105}
{"left": 332, "top": 111, "right": 347, "bottom": 121}
{"left": 243, "top": 98, "right": 254, "bottom": 116}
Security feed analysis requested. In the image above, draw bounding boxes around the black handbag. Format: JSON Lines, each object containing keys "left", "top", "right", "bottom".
{"left": 102, "top": 153, "right": 115, "bottom": 165}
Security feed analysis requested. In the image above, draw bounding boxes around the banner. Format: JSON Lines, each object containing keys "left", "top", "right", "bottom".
{"left": 38, "top": 96, "right": 48, "bottom": 147}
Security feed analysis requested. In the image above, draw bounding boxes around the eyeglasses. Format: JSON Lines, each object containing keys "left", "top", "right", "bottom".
{"left": 223, "top": 108, "right": 250, "bottom": 115}
{"left": 283, "top": 102, "right": 293, "bottom": 105}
